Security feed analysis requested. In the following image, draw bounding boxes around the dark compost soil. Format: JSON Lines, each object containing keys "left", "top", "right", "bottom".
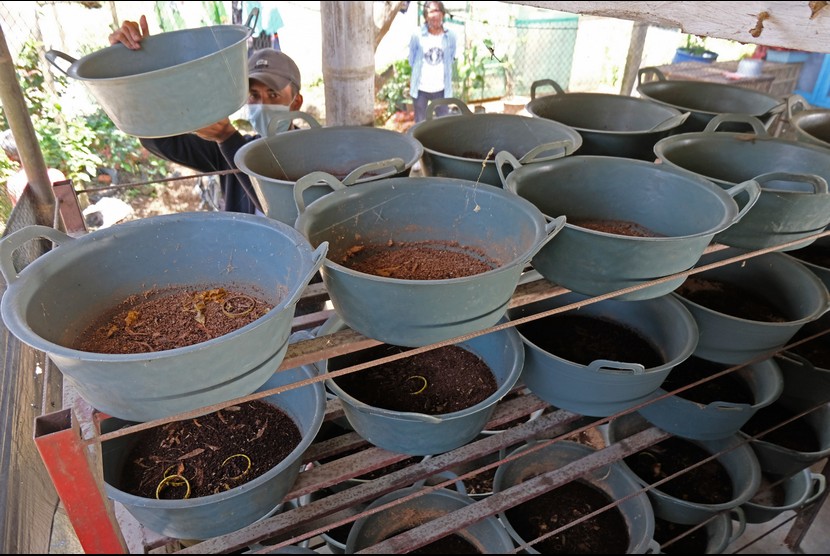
{"left": 571, "top": 218, "right": 665, "bottom": 237}
{"left": 331, "top": 344, "right": 497, "bottom": 415}
{"left": 675, "top": 276, "right": 789, "bottom": 322}
{"left": 118, "top": 400, "right": 301, "bottom": 499}
{"left": 624, "top": 436, "right": 734, "bottom": 504}
{"left": 72, "top": 287, "right": 272, "bottom": 354}
{"left": 504, "top": 480, "right": 630, "bottom": 553}
{"left": 659, "top": 356, "right": 755, "bottom": 405}
{"left": 338, "top": 239, "right": 500, "bottom": 280}
{"left": 517, "top": 313, "right": 665, "bottom": 368}
{"left": 741, "top": 401, "right": 821, "bottom": 452}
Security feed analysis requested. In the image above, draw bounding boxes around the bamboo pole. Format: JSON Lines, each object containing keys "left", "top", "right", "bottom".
{"left": 0, "top": 22, "right": 56, "bottom": 227}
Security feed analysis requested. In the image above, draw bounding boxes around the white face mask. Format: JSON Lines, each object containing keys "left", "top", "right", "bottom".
{"left": 245, "top": 103, "right": 292, "bottom": 137}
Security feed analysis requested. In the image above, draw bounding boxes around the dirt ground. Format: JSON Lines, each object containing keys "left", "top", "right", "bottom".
{"left": 89, "top": 164, "right": 207, "bottom": 226}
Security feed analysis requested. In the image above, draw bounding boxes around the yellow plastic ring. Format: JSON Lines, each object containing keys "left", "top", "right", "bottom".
{"left": 222, "top": 295, "right": 255, "bottom": 318}
{"left": 221, "top": 453, "right": 252, "bottom": 480}
{"left": 162, "top": 465, "right": 186, "bottom": 487}
{"left": 156, "top": 474, "right": 191, "bottom": 500}
{"left": 406, "top": 375, "right": 428, "bottom": 395}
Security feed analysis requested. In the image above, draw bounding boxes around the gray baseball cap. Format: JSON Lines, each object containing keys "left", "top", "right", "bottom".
{"left": 248, "top": 49, "right": 301, "bottom": 92}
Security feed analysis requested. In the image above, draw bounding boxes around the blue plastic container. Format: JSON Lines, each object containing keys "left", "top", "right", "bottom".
{"left": 672, "top": 48, "right": 719, "bottom": 64}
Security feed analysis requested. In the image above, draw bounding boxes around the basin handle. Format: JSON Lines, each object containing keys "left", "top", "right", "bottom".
{"left": 342, "top": 157, "right": 406, "bottom": 185}
{"left": 637, "top": 67, "right": 667, "bottom": 85}
{"left": 804, "top": 473, "right": 827, "bottom": 506}
{"left": 294, "top": 172, "right": 346, "bottom": 215}
{"left": 288, "top": 328, "right": 321, "bottom": 374}
{"left": 315, "top": 312, "right": 347, "bottom": 337}
{"left": 266, "top": 110, "right": 322, "bottom": 136}
{"left": 525, "top": 216, "right": 567, "bottom": 263}
{"left": 729, "top": 507, "right": 747, "bottom": 543}
{"left": 426, "top": 97, "right": 473, "bottom": 119}
{"left": 495, "top": 150, "right": 522, "bottom": 189}
{"left": 310, "top": 312, "right": 348, "bottom": 377}
{"left": 413, "top": 470, "right": 467, "bottom": 495}
{"left": 724, "top": 179, "right": 762, "bottom": 224}
{"left": 753, "top": 172, "right": 829, "bottom": 194}
{"left": 647, "top": 111, "right": 690, "bottom": 133}
{"left": 775, "top": 350, "right": 815, "bottom": 371}
{"left": 281, "top": 242, "right": 329, "bottom": 309}
{"left": 44, "top": 50, "right": 77, "bottom": 76}
{"left": 707, "top": 401, "right": 751, "bottom": 412}
{"left": 244, "top": 6, "right": 259, "bottom": 31}
{"left": 353, "top": 402, "right": 445, "bottom": 425}
{"left": 518, "top": 139, "right": 576, "bottom": 166}
{"left": 786, "top": 93, "right": 812, "bottom": 119}
{"left": 704, "top": 114, "right": 769, "bottom": 136}
{"left": 585, "top": 360, "right": 646, "bottom": 375}
{"left": 0, "top": 225, "right": 72, "bottom": 285}
{"left": 529, "top": 78, "right": 566, "bottom": 100}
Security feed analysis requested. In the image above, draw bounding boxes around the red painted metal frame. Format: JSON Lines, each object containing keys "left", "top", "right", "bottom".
{"left": 33, "top": 408, "right": 127, "bottom": 554}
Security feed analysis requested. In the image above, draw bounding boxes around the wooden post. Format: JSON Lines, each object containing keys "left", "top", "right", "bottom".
{"left": 619, "top": 21, "right": 648, "bottom": 96}
{"left": 321, "top": 1, "right": 376, "bottom": 126}
{"left": 0, "top": 23, "right": 56, "bottom": 227}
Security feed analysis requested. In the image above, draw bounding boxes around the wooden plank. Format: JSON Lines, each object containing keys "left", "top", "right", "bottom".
{"left": 506, "top": 1, "right": 830, "bottom": 54}
{"left": 0, "top": 193, "right": 63, "bottom": 554}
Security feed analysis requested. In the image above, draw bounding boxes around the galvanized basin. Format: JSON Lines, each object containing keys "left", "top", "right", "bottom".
{"left": 525, "top": 78, "right": 689, "bottom": 160}
{"left": 294, "top": 173, "right": 565, "bottom": 347}
{"left": 654, "top": 115, "right": 830, "bottom": 251}
{"left": 499, "top": 153, "right": 760, "bottom": 300}
{"left": 0, "top": 213, "right": 326, "bottom": 421}
{"left": 235, "top": 111, "right": 423, "bottom": 224}
{"left": 637, "top": 67, "right": 784, "bottom": 134}
{"left": 409, "top": 97, "right": 582, "bottom": 187}
{"left": 46, "top": 16, "right": 256, "bottom": 138}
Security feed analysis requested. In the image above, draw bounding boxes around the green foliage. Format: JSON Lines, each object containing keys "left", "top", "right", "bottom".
{"left": 155, "top": 1, "right": 186, "bottom": 31}
{"left": 0, "top": 154, "right": 15, "bottom": 226}
{"left": 681, "top": 34, "right": 710, "bottom": 55}
{"left": 481, "top": 39, "right": 514, "bottom": 96}
{"left": 377, "top": 59, "right": 412, "bottom": 121}
{"left": 202, "top": 1, "right": 228, "bottom": 25}
{"left": 0, "top": 36, "right": 174, "bottom": 231}
{"left": 0, "top": 39, "right": 171, "bottom": 195}
{"left": 455, "top": 43, "right": 488, "bottom": 103}
{"left": 1, "top": 40, "right": 102, "bottom": 185}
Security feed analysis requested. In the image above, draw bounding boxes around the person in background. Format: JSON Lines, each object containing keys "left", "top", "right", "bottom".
{"left": 407, "top": 0, "right": 458, "bottom": 124}
{"left": 108, "top": 14, "right": 303, "bottom": 215}
{"left": 1, "top": 128, "right": 66, "bottom": 206}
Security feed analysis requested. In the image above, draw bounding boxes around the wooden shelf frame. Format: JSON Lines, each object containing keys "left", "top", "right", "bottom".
{"left": 34, "top": 228, "right": 830, "bottom": 554}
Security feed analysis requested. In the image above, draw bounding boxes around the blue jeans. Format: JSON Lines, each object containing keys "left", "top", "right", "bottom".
{"left": 414, "top": 90, "right": 449, "bottom": 123}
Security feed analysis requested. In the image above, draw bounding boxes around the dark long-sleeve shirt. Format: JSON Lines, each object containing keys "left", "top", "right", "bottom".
{"left": 140, "top": 131, "right": 262, "bottom": 214}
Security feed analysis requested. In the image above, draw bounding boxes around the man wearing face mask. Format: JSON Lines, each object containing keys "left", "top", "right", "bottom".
{"left": 108, "top": 15, "right": 303, "bottom": 214}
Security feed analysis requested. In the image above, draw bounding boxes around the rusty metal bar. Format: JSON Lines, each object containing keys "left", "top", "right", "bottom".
{"left": 51, "top": 180, "right": 87, "bottom": 237}
{"left": 33, "top": 409, "right": 127, "bottom": 553}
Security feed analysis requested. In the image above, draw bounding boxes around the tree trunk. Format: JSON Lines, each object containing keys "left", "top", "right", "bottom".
{"left": 321, "top": 1, "right": 375, "bottom": 126}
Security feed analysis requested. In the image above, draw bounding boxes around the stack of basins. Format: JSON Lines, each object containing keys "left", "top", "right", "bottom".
{"left": 0, "top": 214, "right": 329, "bottom": 540}
{"left": 19, "top": 33, "right": 830, "bottom": 548}
{"left": 524, "top": 78, "right": 689, "bottom": 160}
{"left": 636, "top": 66, "right": 785, "bottom": 133}
{"left": 288, "top": 90, "right": 830, "bottom": 550}
{"left": 495, "top": 90, "right": 829, "bottom": 551}
{"left": 292, "top": 172, "right": 563, "bottom": 457}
